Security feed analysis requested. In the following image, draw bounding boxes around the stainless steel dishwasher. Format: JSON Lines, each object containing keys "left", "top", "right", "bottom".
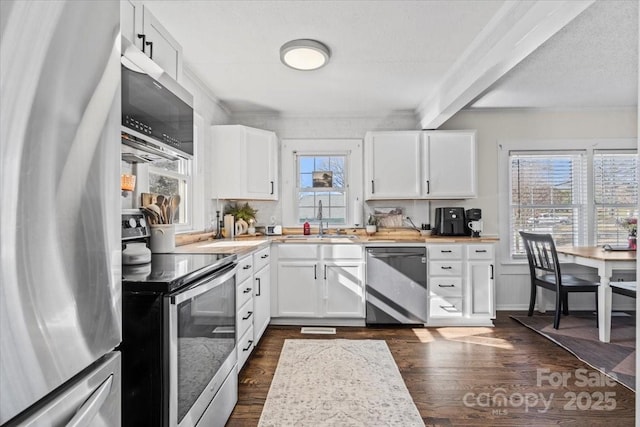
{"left": 365, "top": 247, "right": 428, "bottom": 325}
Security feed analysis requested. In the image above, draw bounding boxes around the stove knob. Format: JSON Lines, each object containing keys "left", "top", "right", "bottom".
{"left": 139, "top": 217, "right": 146, "bottom": 227}
{"left": 128, "top": 218, "right": 137, "bottom": 228}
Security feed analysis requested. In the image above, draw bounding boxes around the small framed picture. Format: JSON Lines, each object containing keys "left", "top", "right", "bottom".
{"left": 312, "top": 171, "right": 333, "bottom": 188}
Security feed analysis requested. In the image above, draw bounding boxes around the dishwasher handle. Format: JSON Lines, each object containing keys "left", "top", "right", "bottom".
{"left": 367, "top": 251, "right": 426, "bottom": 258}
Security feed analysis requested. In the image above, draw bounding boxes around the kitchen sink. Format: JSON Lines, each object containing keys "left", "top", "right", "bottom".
{"left": 284, "top": 234, "right": 358, "bottom": 241}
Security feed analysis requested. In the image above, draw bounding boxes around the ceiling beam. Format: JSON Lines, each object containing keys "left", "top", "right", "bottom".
{"left": 417, "top": 0, "right": 595, "bottom": 130}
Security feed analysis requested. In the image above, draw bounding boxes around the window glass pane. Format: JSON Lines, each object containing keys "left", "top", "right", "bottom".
{"left": 594, "top": 152, "right": 638, "bottom": 245}
{"left": 296, "top": 154, "right": 348, "bottom": 225}
{"left": 509, "top": 153, "right": 586, "bottom": 256}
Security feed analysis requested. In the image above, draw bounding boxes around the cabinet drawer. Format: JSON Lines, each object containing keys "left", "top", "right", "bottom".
{"left": 429, "top": 261, "right": 462, "bottom": 276}
{"left": 322, "top": 244, "right": 363, "bottom": 260}
{"left": 237, "top": 255, "right": 254, "bottom": 283}
{"left": 430, "top": 297, "right": 463, "bottom": 317}
{"left": 277, "top": 244, "right": 318, "bottom": 259}
{"left": 253, "top": 247, "right": 271, "bottom": 271}
{"left": 236, "top": 277, "right": 253, "bottom": 309}
{"left": 237, "top": 325, "right": 254, "bottom": 371}
{"left": 429, "top": 277, "right": 463, "bottom": 297}
{"left": 428, "top": 245, "right": 462, "bottom": 259}
{"left": 237, "top": 298, "right": 254, "bottom": 337}
{"left": 466, "top": 244, "right": 494, "bottom": 260}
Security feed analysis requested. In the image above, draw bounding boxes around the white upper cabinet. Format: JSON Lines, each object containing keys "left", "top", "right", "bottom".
{"left": 364, "top": 131, "right": 422, "bottom": 199}
{"left": 120, "top": 1, "right": 183, "bottom": 81}
{"left": 211, "top": 125, "right": 278, "bottom": 200}
{"left": 423, "top": 131, "right": 477, "bottom": 199}
{"left": 364, "top": 130, "right": 477, "bottom": 200}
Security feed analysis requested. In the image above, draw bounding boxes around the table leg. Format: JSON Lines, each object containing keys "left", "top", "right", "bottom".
{"left": 597, "top": 264, "right": 613, "bottom": 343}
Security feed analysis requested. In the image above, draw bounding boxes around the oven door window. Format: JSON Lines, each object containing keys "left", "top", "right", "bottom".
{"left": 175, "top": 274, "right": 235, "bottom": 424}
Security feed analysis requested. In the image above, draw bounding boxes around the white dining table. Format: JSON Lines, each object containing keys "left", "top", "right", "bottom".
{"left": 555, "top": 246, "right": 636, "bottom": 342}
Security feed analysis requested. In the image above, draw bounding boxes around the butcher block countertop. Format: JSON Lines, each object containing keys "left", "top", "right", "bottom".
{"left": 174, "top": 228, "right": 498, "bottom": 256}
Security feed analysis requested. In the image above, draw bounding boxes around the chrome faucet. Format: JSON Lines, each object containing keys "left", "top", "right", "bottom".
{"left": 317, "top": 200, "right": 325, "bottom": 235}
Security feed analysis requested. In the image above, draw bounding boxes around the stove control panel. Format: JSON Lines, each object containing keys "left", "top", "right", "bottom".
{"left": 122, "top": 210, "right": 150, "bottom": 240}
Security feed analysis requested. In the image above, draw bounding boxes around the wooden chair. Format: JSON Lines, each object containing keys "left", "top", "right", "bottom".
{"left": 519, "top": 231, "right": 599, "bottom": 329}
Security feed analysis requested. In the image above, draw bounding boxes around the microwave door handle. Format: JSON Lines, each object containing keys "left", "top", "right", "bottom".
{"left": 66, "top": 375, "right": 113, "bottom": 427}
{"left": 171, "top": 264, "right": 237, "bottom": 304}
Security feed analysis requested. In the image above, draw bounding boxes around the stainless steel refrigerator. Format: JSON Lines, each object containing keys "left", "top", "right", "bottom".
{"left": 0, "top": 1, "right": 121, "bottom": 425}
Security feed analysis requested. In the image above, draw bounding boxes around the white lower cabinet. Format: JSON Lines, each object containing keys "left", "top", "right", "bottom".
{"left": 273, "top": 244, "right": 365, "bottom": 321}
{"left": 427, "top": 243, "right": 495, "bottom": 325}
{"left": 235, "top": 246, "right": 271, "bottom": 372}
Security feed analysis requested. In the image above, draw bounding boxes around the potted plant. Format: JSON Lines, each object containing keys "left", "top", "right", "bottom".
{"left": 224, "top": 202, "right": 258, "bottom": 235}
{"left": 366, "top": 215, "right": 378, "bottom": 235}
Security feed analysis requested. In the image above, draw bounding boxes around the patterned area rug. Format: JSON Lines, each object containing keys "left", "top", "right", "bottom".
{"left": 511, "top": 312, "right": 636, "bottom": 390}
{"left": 258, "top": 339, "right": 424, "bottom": 427}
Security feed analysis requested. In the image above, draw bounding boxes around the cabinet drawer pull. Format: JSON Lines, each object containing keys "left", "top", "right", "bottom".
{"left": 475, "top": 249, "right": 487, "bottom": 253}
{"left": 270, "top": 181, "right": 274, "bottom": 195}
{"left": 441, "top": 266, "right": 453, "bottom": 270}
{"left": 243, "top": 265, "right": 251, "bottom": 270}
{"left": 426, "top": 180, "right": 430, "bottom": 194}
{"left": 255, "top": 277, "right": 261, "bottom": 296}
{"left": 242, "top": 340, "right": 254, "bottom": 352}
{"left": 371, "top": 180, "right": 375, "bottom": 194}
{"left": 261, "top": 254, "right": 269, "bottom": 259}
{"left": 439, "top": 305, "right": 456, "bottom": 309}
{"left": 324, "top": 265, "right": 327, "bottom": 280}
{"left": 438, "top": 284, "right": 455, "bottom": 287}
{"left": 242, "top": 311, "right": 253, "bottom": 320}
{"left": 243, "top": 288, "right": 252, "bottom": 294}
{"left": 314, "top": 265, "right": 317, "bottom": 280}
{"left": 490, "top": 264, "right": 494, "bottom": 280}
{"left": 441, "top": 250, "right": 452, "bottom": 253}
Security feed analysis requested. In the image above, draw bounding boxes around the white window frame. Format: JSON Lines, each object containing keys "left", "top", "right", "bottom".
{"left": 281, "top": 139, "right": 363, "bottom": 228}
{"left": 498, "top": 138, "right": 637, "bottom": 265}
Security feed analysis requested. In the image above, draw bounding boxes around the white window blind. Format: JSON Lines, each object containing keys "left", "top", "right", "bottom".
{"left": 510, "top": 152, "right": 587, "bottom": 256}
{"left": 594, "top": 150, "right": 638, "bottom": 245}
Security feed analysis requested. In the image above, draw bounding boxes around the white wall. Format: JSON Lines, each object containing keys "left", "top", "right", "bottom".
{"left": 439, "top": 107, "right": 638, "bottom": 309}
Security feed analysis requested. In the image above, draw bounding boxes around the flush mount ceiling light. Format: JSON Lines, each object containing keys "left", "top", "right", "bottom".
{"left": 280, "top": 39, "right": 331, "bottom": 71}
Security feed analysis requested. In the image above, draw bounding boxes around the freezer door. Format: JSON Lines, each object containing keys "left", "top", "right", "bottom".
{"left": 5, "top": 352, "right": 121, "bottom": 427}
{"left": 0, "top": 0, "right": 121, "bottom": 423}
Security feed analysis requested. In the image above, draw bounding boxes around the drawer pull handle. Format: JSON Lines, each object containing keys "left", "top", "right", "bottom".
{"left": 270, "top": 181, "right": 274, "bottom": 195}
{"left": 255, "top": 277, "right": 261, "bottom": 296}
{"left": 242, "top": 311, "right": 253, "bottom": 320}
{"left": 261, "top": 254, "right": 269, "bottom": 259}
{"left": 441, "top": 250, "right": 452, "bottom": 253}
{"left": 441, "top": 266, "right": 452, "bottom": 270}
{"left": 475, "top": 249, "right": 487, "bottom": 253}
{"left": 243, "top": 288, "right": 252, "bottom": 294}
{"left": 440, "top": 305, "right": 456, "bottom": 309}
{"left": 490, "top": 264, "right": 494, "bottom": 280}
{"left": 243, "top": 265, "right": 251, "bottom": 270}
{"left": 242, "top": 340, "right": 254, "bottom": 352}
{"left": 438, "top": 284, "right": 455, "bottom": 287}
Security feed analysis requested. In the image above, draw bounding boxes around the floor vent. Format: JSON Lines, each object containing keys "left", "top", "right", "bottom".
{"left": 300, "top": 327, "right": 337, "bottom": 335}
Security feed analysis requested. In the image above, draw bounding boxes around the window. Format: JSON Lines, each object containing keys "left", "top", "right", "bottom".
{"left": 149, "top": 158, "right": 191, "bottom": 227}
{"left": 510, "top": 152, "right": 587, "bottom": 256}
{"left": 296, "top": 154, "right": 347, "bottom": 224}
{"left": 594, "top": 151, "right": 638, "bottom": 245}
{"left": 507, "top": 146, "right": 637, "bottom": 259}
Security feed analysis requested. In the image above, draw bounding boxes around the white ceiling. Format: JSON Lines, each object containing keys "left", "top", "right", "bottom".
{"left": 144, "top": 0, "right": 638, "bottom": 120}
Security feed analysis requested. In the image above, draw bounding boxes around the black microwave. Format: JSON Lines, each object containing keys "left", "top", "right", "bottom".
{"left": 121, "top": 38, "right": 193, "bottom": 160}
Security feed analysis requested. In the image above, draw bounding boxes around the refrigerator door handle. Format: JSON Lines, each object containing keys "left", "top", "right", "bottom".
{"left": 66, "top": 374, "right": 113, "bottom": 427}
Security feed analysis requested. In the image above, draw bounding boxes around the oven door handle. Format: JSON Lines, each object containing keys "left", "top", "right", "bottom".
{"left": 170, "top": 263, "right": 237, "bottom": 304}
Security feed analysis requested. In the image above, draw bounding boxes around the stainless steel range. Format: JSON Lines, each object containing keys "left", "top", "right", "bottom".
{"left": 121, "top": 212, "right": 238, "bottom": 427}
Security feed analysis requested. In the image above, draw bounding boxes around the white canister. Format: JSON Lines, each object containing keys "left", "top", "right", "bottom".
{"left": 224, "top": 214, "right": 235, "bottom": 239}
{"left": 150, "top": 224, "right": 176, "bottom": 253}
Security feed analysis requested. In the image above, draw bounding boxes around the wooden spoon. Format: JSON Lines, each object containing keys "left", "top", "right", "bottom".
{"left": 169, "top": 195, "right": 180, "bottom": 223}
{"left": 145, "top": 203, "right": 164, "bottom": 224}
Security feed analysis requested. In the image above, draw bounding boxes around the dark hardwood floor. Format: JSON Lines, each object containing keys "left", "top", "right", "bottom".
{"left": 226, "top": 312, "right": 635, "bottom": 426}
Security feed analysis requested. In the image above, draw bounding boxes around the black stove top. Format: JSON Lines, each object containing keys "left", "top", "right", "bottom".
{"left": 122, "top": 252, "right": 237, "bottom": 293}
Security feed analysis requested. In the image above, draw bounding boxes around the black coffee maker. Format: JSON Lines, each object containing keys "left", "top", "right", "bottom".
{"left": 433, "top": 207, "right": 467, "bottom": 236}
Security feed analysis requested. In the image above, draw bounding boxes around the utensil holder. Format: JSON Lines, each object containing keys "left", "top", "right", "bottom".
{"left": 150, "top": 224, "right": 175, "bottom": 253}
